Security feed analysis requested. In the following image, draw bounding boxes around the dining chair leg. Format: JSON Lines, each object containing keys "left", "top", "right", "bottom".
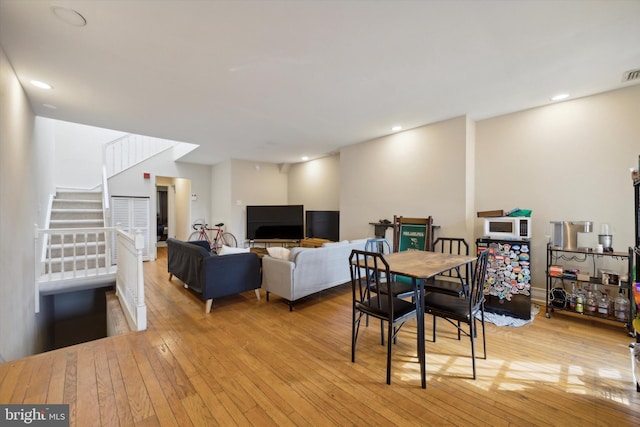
{"left": 386, "top": 322, "right": 393, "bottom": 385}
{"left": 481, "top": 309, "right": 487, "bottom": 359}
{"left": 470, "top": 320, "right": 476, "bottom": 380}
{"left": 352, "top": 311, "right": 358, "bottom": 363}
{"left": 432, "top": 316, "right": 437, "bottom": 342}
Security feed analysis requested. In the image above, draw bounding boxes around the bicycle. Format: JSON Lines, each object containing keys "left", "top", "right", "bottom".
{"left": 188, "top": 221, "right": 237, "bottom": 253}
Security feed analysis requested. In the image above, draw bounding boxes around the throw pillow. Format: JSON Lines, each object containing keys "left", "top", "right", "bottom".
{"left": 322, "top": 240, "right": 349, "bottom": 247}
{"left": 267, "top": 247, "right": 291, "bottom": 260}
{"left": 218, "top": 245, "right": 250, "bottom": 255}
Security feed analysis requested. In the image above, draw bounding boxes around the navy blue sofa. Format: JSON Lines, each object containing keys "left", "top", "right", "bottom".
{"left": 166, "top": 238, "right": 261, "bottom": 313}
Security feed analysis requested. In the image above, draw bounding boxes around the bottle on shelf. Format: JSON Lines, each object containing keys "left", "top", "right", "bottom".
{"left": 597, "top": 290, "right": 610, "bottom": 318}
{"left": 568, "top": 282, "right": 577, "bottom": 311}
{"left": 614, "top": 287, "right": 629, "bottom": 322}
{"left": 586, "top": 284, "right": 598, "bottom": 315}
{"left": 575, "top": 284, "right": 585, "bottom": 314}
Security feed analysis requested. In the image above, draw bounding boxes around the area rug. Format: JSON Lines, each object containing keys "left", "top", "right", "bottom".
{"left": 476, "top": 304, "right": 540, "bottom": 327}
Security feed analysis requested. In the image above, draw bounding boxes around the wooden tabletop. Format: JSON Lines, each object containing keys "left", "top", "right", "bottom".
{"left": 375, "top": 250, "right": 477, "bottom": 279}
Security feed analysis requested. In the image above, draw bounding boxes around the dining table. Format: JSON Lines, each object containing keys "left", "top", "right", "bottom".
{"left": 373, "top": 250, "right": 477, "bottom": 388}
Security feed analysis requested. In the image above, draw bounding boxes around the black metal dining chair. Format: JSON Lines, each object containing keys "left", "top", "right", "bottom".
{"left": 425, "top": 237, "right": 470, "bottom": 297}
{"left": 349, "top": 249, "right": 418, "bottom": 385}
{"left": 424, "top": 249, "right": 489, "bottom": 379}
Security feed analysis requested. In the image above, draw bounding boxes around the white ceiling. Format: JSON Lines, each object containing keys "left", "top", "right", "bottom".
{"left": 1, "top": 0, "right": 639, "bottom": 165}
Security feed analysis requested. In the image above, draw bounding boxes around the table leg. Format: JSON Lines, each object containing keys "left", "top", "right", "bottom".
{"left": 414, "top": 277, "right": 426, "bottom": 388}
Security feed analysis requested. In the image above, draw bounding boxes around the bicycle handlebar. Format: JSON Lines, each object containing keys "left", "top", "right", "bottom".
{"left": 192, "top": 222, "right": 224, "bottom": 230}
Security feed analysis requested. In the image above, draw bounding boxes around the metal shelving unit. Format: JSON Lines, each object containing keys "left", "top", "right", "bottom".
{"left": 545, "top": 244, "right": 635, "bottom": 335}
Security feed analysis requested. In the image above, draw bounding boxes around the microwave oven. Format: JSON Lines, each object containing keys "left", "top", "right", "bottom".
{"left": 483, "top": 217, "right": 531, "bottom": 239}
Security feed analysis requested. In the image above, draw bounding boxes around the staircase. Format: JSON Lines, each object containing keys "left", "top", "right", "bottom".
{"left": 51, "top": 191, "right": 104, "bottom": 229}
{"left": 46, "top": 191, "right": 106, "bottom": 273}
{"left": 38, "top": 190, "right": 116, "bottom": 297}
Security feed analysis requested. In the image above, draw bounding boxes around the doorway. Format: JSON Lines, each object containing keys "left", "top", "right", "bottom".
{"left": 157, "top": 186, "right": 168, "bottom": 243}
{"left": 156, "top": 176, "right": 192, "bottom": 244}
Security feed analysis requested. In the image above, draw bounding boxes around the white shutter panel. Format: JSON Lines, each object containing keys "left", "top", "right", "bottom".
{"left": 111, "top": 196, "right": 150, "bottom": 261}
{"left": 111, "top": 197, "right": 130, "bottom": 262}
{"left": 112, "top": 197, "right": 131, "bottom": 231}
{"left": 133, "top": 198, "right": 150, "bottom": 260}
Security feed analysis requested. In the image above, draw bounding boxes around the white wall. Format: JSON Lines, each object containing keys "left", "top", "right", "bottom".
{"left": 108, "top": 146, "right": 212, "bottom": 257}
{"left": 476, "top": 85, "right": 640, "bottom": 293}
{"left": 173, "top": 178, "right": 192, "bottom": 241}
{"left": 230, "top": 160, "right": 289, "bottom": 243}
{"left": 211, "top": 160, "right": 232, "bottom": 238}
{"left": 288, "top": 155, "right": 340, "bottom": 211}
{"left": 339, "top": 116, "right": 471, "bottom": 242}
{"left": 54, "top": 120, "right": 125, "bottom": 189}
{"left": 0, "top": 47, "right": 50, "bottom": 361}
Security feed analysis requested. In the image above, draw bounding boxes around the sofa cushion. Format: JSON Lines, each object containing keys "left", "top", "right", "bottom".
{"left": 289, "top": 246, "right": 310, "bottom": 262}
{"left": 218, "top": 245, "right": 250, "bottom": 255}
{"left": 267, "top": 247, "right": 291, "bottom": 260}
{"left": 187, "top": 239, "right": 211, "bottom": 252}
{"left": 349, "top": 238, "right": 369, "bottom": 246}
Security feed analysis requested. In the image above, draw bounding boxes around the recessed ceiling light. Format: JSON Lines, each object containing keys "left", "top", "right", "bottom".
{"left": 51, "top": 6, "right": 87, "bottom": 27}
{"left": 301, "top": 156, "right": 309, "bottom": 161}
{"left": 391, "top": 125, "right": 402, "bottom": 132}
{"left": 42, "top": 103, "right": 58, "bottom": 109}
{"left": 30, "top": 80, "right": 52, "bottom": 90}
{"left": 550, "top": 93, "right": 570, "bottom": 101}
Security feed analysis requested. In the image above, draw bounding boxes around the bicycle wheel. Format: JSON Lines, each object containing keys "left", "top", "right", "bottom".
{"left": 220, "top": 232, "right": 237, "bottom": 248}
{"left": 188, "top": 231, "right": 201, "bottom": 241}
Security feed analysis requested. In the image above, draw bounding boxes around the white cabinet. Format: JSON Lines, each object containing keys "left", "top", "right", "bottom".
{"left": 111, "top": 196, "right": 150, "bottom": 261}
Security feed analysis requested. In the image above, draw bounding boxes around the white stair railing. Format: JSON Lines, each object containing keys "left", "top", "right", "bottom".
{"left": 34, "top": 226, "right": 147, "bottom": 332}
{"left": 102, "top": 165, "right": 111, "bottom": 236}
{"left": 34, "top": 225, "right": 116, "bottom": 312}
{"left": 103, "top": 134, "right": 178, "bottom": 177}
{"left": 115, "top": 228, "right": 147, "bottom": 331}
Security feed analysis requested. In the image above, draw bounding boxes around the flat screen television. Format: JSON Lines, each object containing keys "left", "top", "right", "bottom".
{"left": 246, "top": 205, "right": 304, "bottom": 240}
{"left": 306, "top": 210, "right": 340, "bottom": 241}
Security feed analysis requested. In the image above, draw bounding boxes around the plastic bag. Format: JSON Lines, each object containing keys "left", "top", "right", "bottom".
{"left": 631, "top": 343, "right": 640, "bottom": 388}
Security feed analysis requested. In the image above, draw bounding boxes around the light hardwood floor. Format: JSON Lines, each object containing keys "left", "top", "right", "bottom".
{"left": 1, "top": 247, "right": 639, "bottom": 426}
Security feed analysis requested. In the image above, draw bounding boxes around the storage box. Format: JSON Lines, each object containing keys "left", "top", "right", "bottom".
{"left": 477, "top": 210, "right": 504, "bottom": 218}
{"left": 576, "top": 273, "right": 590, "bottom": 282}
{"left": 600, "top": 271, "right": 620, "bottom": 285}
{"left": 549, "top": 265, "right": 563, "bottom": 277}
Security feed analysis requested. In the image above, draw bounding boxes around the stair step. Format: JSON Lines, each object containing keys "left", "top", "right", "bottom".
{"left": 55, "top": 191, "right": 102, "bottom": 201}
{"left": 42, "top": 256, "right": 108, "bottom": 274}
{"left": 50, "top": 211, "right": 104, "bottom": 221}
{"left": 52, "top": 208, "right": 103, "bottom": 213}
{"left": 52, "top": 204, "right": 102, "bottom": 210}
{"left": 45, "top": 254, "right": 107, "bottom": 262}
{"left": 47, "top": 241, "right": 106, "bottom": 249}
{"left": 50, "top": 219, "right": 104, "bottom": 225}
{"left": 53, "top": 197, "right": 102, "bottom": 204}
{"left": 46, "top": 244, "right": 106, "bottom": 258}
{"left": 47, "top": 234, "right": 107, "bottom": 245}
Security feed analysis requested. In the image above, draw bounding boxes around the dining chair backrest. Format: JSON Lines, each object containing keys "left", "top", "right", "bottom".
{"left": 431, "top": 237, "right": 470, "bottom": 280}
{"left": 469, "top": 249, "right": 490, "bottom": 309}
{"left": 392, "top": 215, "right": 433, "bottom": 253}
{"left": 350, "top": 250, "right": 393, "bottom": 314}
{"left": 365, "top": 238, "right": 392, "bottom": 255}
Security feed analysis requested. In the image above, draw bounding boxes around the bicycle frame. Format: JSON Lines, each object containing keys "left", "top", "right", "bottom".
{"left": 190, "top": 222, "right": 231, "bottom": 252}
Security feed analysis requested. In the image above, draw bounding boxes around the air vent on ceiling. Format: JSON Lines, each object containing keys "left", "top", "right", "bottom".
{"left": 622, "top": 68, "right": 640, "bottom": 82}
